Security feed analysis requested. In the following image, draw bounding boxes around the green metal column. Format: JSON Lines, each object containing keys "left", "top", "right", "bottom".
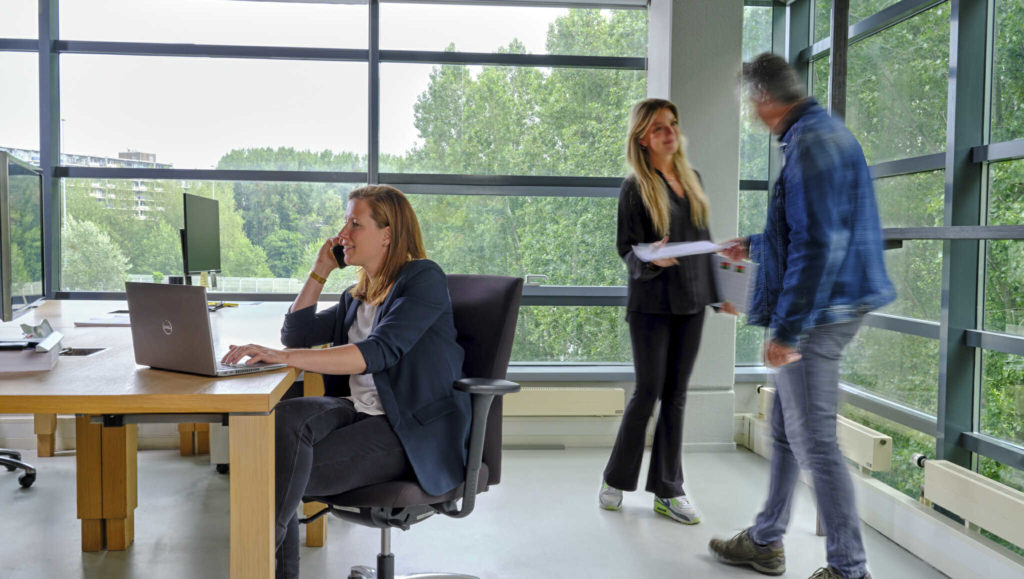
{"left": 770, "top": 0, "right": 811, "bottom": 184}
{"left": 937, "top": 0, "right": 988, "bottom": 468}
{"left": 827, "top": 0, "right": 849, "bottom": 118}
{"left": 778, "top": 0, "right": 810, "bottom": 82}
{"left": 38, "top": 0, "right": 60, "bottom": 296}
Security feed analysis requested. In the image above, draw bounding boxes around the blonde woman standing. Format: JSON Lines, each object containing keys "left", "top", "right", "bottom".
{"left": 599, "top": 98, "right": 727, "bottom": 524}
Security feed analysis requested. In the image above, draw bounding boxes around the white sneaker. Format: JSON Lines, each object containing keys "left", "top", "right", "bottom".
{"left": 599, "top": 481, "right": 623, "bottom": 510}
{"left": 654, "top": 495, "right": 701, "bottom": 524}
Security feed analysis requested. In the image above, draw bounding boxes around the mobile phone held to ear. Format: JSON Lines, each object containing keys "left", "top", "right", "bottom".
{"left": 332, "top": 244, "right": 347, "bottom": 268}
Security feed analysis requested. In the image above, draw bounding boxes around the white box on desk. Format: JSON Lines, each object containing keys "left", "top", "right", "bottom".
{"left": 0, "top": 346, "right": 60, "bottom": 373}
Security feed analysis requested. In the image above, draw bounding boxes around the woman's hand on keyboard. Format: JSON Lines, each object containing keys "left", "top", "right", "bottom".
{"left": 221, "top": 343, "right": 289, "bottom": 366}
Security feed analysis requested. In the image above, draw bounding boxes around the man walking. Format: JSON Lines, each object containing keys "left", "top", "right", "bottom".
{"left": 709, "top": 52, "right": 895, "bottom": 579}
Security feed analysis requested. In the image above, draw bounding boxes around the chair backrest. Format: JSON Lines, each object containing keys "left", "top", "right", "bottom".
{"left": 446, "top": 274, "right": 523, "bottom": 486}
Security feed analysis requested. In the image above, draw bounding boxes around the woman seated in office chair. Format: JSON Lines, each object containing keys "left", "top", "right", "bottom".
{"left": 221, "top": 185, "right": 470, "bottom": 579}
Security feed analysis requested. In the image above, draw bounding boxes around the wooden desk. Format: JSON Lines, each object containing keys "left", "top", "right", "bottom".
{"left": 0, "top": 300, "right": 296, "bottom": 579}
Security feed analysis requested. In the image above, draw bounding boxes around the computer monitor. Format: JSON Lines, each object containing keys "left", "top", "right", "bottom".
{"left": 182, "top": 193, "right": 221, "bottom": 275}
{"left": 0, "top": 151, "right": 45, "bottom": 322}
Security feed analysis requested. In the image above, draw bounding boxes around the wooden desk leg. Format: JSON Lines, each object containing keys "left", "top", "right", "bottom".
{"left": 76, "top": 416, "right": 105, "bottom": 552}
{"left": 304, "top": 501, "right": 327, "bottom": 547}
{"left": 230, "top": 413, "right": 275, "bottom": 579}
{"left": 101, "top": 423, "right": 138, "bottom": 550}
{"left": 302, "top": 373, "right": 328, "bottom": 547}
{"left": 73, "top": 416, "right": 139, "bottom": 552}
{"left": 178, "top": 423, "right": 196, "bottom": 456}
{"left": 34, "top": 413, "right": 58, "bottom": 457}
{"left": 195, "top": 423, "right": 211, "bottom": 455}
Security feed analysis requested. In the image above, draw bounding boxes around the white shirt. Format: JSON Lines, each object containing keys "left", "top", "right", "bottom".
{"left": 346, "top": 301, "right": 384, "bottom": 415}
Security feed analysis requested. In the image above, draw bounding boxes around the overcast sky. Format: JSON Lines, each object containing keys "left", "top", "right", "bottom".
{"left": 0, "top": 0, "right": 579, "bottom": 168}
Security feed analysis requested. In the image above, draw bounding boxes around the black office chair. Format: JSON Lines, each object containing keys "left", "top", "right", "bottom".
{"left": 1, "top": 448, "right": 36, "bottom": 487}
{"left": 301, "top": 274, "right": 524, "bottom": 579}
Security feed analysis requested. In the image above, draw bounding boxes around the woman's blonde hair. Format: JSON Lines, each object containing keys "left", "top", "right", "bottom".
{"left": 348, "top": 185, "right": 426, "bottom": 305}
{"left": 625, "top": 98, "right": 710, "bottom": 236}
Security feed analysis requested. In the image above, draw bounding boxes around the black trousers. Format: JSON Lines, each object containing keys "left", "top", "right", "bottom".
{"left": 603, "top": 309, "right": 705, "bottom": 499}
{"left": 274, "top": 395, "right": 414, "bottom": 579}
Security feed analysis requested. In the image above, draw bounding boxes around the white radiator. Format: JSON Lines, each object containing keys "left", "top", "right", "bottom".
{"left": 503, "top": 386, "right": 625, "bottom": 417}
{"left": 746, "top": 386, "right": 892, "bottom": 472}
{"left": 924, "top": 459, "right": 1024, "bottom": 549}
{"left": 837, "top": 416, "right": 892, "bottom": 472}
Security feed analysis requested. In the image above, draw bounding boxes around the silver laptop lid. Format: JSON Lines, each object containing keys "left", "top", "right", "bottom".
{"left": 125, "top": 282, "right": 220, "bottom": 376}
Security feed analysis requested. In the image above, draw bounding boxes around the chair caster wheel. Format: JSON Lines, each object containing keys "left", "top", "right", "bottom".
{"left": 19, "top": 472, "right": 35, "bottom": 488}
{"left": 4, "top": 464, "right": 16, "bottom": 472}
{"left": 349, "top": 565, "right": 376, "bottom": 578}
{"left": 216, "top": 464, "right": 229, "bottom": 474}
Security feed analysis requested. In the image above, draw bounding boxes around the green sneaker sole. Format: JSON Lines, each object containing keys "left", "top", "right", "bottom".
{"left": 653, "top": 501, "right": 700, "bottom": 525}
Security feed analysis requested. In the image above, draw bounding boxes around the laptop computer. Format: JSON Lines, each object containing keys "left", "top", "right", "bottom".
{"left": 124, "top": 282, "right": 288, "bottom": 377}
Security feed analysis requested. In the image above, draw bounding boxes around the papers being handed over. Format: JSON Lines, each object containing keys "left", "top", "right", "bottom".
{"left": 632, "top": 240, "right": 726, "bottom": 262}
{"left": 712, "top": 255, "right": 757, "bottom": 314}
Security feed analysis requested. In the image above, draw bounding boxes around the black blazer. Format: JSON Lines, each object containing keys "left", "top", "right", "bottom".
{"left": 280, "top": 259, "right": 471, "bottom": 496}
{"left": 617, "top": 172, "right": 719, "bottom": 316}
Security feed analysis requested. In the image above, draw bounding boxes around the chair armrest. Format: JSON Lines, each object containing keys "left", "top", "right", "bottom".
{"left": 455, "top": 377, "right": 521, "bottom": 395}
{"left": 444, "top": 377, "right": 519, "bottom": 519}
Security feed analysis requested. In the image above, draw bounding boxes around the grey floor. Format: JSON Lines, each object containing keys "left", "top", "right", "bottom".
{"left": 0, "top": 447, "right": 947, "bottom": 579}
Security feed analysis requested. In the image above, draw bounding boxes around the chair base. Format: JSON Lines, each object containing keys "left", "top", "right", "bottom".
{"left": 1, "top": 450, "right": 36, "bottom": 488}
{"left": 349, "top": 567, "right": 478, "bottom": 579}
{"left": 347, "top": 553, "right": 477, "bottom": 579}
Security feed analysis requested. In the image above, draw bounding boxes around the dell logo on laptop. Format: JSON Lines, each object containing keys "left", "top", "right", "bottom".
{"left": 162, "top": 320, "right": 173, "bottom": 335}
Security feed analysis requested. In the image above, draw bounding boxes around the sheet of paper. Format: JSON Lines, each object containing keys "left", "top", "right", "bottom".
{"left": 632, "top": 240, "right": 726, "bottom": 262}
{"left": 74, "top": 314, "right": 132, "bottom": 327}
{"left": 712, "top": 255, "right": 757, "bottom": 314}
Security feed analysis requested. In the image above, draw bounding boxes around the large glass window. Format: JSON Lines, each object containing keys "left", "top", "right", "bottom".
{"left": 980, "top": 351, "right": 1024, "bottom": 447}
{"left": 0, "top": 0, "right": 37, "bottom": 38}
{"left": 0, "top": 53, "right": 40, "bottom": 157}
{"left": 814, "top": 0, "right": 905, "bottom": 43}
{"left": 875, "top": 171, "right": 944, "bottom": 229}
{"left": 381, "top": 4, "right": 645, "bottom": 57}
{"left": 60, "top": 178, "right": 362, "bottom": 292}
{"left": 514, "top": 306, "right": 630, "bottom": 363}
{"left": 60, "top": 0, "right": 368, "bottom": 49}
{"left": 61, "top": 179, "right": 625, "bottom": 292}
{"left": 875, "top": 171, "right": 944, "bottom": 321}
{"left": 845, "top": 3, "right": 949, "bottom": 165}
{"left": 60, "top": 55, "right": 368, "bottom": 171}
{"left": 811, "top": 57, "right": 829, "bottom": 105}
{"left": 741, "top": 5, "right": 772, "bottom": 182}
{"left": 842, "top": 327, "right": 940, "bottom": 415}
{"left": 736, "top": 188, "right": 769, "bottom": 364}
{"left": 737, "top": 5, "right": 773, "bottom": 365}
{"left": 990, "top": 0, "right": 1024, "bottom": 143}
{"left": 410, "top": 194, "right": 623, "bottom": 285}
{"left": 984, "top": 160, "right": 1024, "bottom": 335}
{"left": 379, "top": 63, "right": 644, "bottom": 176}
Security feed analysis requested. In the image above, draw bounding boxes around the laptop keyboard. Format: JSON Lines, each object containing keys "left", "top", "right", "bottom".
{"left": 216, "top": 362, "right": 271, "bottom": 375}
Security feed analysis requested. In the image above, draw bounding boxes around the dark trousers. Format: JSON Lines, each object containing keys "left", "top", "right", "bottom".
{"left": 274, "top": 396, "right": 413, "bottom": 579}
{"left": 603, "top": 310, "right": 705, "bottom": 498}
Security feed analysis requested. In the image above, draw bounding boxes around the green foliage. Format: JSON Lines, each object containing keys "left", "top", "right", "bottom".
{"left": 7, "top": 171, "right": 43, "bottom": 295}
{"left": 845, "top": 3, "right": 950, "bottom": 165}
{"left": 62, "top": 216, "right": 130, "bottom": 291}
{"left": 262, "top": 229, "right": 309, "bottom": 279}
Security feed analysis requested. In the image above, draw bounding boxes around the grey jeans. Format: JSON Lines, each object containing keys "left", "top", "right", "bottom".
{"left": 749, "top": 317, "right": 868, "bottom": 579}
{"left": 274, "top": 396, "right": 413, "bottom": 579}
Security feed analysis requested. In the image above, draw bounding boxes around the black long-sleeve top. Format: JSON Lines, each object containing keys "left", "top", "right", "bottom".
{"left": 617, "top": 171, "right": 719, "bottom": 316}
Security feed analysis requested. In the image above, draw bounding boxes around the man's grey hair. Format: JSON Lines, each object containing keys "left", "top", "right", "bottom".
{"left": 741, "top": 52, "right": 806, "bottom": 104}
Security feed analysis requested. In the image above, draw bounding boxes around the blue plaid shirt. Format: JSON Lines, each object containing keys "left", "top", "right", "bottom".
{"left": 746, "top": 99, "right": 895, "bottom": 346}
